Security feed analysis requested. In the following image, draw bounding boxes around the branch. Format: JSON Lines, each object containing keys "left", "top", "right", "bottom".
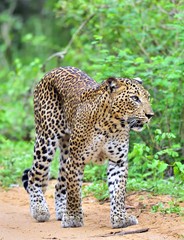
{"left": 97, "top": 228, "right": 149, "bottom": 237}
{"left": 137, "top": 41, "right": 150, "bottom": 60}
{"left": 42, "top": 14, "right": 95, "bottom": 70}
{"left": 64, "top": 14, "right": 94, "bottom": 53}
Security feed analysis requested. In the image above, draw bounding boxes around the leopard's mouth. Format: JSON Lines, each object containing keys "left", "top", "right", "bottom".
{"left": 127, "top": 118, "right": 145, "bottom": 132}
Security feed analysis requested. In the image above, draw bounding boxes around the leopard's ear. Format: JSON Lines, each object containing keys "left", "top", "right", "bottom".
{"left": 133, "top": 77, "right": 142, "bottom": 84}
{"left": 106, "top": 77, "right": 119, "bottom": 93}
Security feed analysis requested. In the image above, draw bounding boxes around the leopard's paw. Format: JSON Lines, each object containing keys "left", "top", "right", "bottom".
{"left": 30, "top": 202, "right": 50, "bottom": 222}
{"left": 111, "top": 214, "right": 138, "bottom": 228}
{"left": 62, "top": 212, "right": 83, "bottom": 228}
{"left": 30, "top": 195, "right": 50, "bottom": 222}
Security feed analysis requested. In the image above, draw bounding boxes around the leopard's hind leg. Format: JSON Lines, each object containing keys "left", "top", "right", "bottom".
{"left": 22, "top": 79, "right": 67, "bottom": 222}
{"left": 25, "top": 134, "right": 57, "bottom": 222}
{"left": 55, "top": 134, "right": 70, "bottom": 220}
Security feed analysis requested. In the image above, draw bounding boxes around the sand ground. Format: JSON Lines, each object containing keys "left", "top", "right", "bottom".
{"left": 0, "top": 181, "right": 183, "bottom": 240}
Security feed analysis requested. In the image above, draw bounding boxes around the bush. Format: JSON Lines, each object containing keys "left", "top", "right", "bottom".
{"left": 0, "top": 0, "right": 183, "bottom": 190}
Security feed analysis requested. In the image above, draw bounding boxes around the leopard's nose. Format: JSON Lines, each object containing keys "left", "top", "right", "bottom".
{"left": 145, "top": 113, "right": 154, "bottom": 119}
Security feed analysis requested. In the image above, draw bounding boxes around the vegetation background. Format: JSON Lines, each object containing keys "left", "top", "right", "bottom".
{"left": 0, "top": 0, "right": 183, "bottom": 201}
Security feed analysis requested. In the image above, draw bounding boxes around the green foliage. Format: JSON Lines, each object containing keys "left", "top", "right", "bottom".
{"left": 0, "top": 58, "right": 42, "bottom": 140}
{"left": 83, "top": 163, "right": 107, "bottom": 182}
{"left": 83, "top": 163, "right": 108, "bottom": 200}
{"left": 0, "top": 0, "right": 183, "bottom": 200}
{"left": 151, "top": 201, "right": 184, "bottom": 216}
{"left": 82, "top": 180, "right": 109, "bottom": 201}
{"left": 128, "top": 129, "right": 183, "bottom": 181}
{"left": 55, "top": 0, "right": 184, "bottom": 167}
{"left": 127, "top": 178, "right": 184, "bottom": 201}
{"left": 0, "top": 136, "right": 59, "bottom": 187}
{"left": 83, "top": 163, "right": 184, "bottom": 201}
{"left": 0, "top": 136, "right": 33, "bottom": 187}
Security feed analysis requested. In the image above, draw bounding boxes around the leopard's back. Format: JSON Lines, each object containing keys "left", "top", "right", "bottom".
{"left": 34, "top": 66, "right": 99, "bottom": 134}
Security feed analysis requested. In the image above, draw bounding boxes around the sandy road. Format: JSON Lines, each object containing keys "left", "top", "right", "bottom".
{"left": 0, "top": 181, "right": 183, "bottom": 240}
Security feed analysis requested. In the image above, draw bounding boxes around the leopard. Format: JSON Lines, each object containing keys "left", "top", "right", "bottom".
{"left": 22, "top": 66, "right": 154, "bottom": 228}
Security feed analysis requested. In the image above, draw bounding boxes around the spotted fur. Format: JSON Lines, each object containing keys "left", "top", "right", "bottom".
{"left": 22, "top": 66, "right": 153, "bottom": 228}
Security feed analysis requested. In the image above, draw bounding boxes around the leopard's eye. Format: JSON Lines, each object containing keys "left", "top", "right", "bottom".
{"left": 131, "top": 96, "right": 140, "bottom": 103}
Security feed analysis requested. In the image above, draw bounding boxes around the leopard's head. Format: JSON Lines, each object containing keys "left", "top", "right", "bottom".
{"left": 106, "top": 77, "right": 154, "bottom": 132}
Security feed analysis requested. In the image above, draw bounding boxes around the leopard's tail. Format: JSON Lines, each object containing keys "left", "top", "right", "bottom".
{"left": 22, "top": 168, "right": 30, "bottom": 193}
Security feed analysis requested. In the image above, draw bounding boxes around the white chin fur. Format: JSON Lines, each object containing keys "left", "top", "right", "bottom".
{"left": 131, "top": 126, "right": 144, "bottom": 132}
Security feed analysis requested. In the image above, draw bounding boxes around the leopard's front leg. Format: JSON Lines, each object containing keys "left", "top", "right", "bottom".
{"left": 107, "top": 160, "right": 138, "bottom": 228}
{"left": 62, "top": 157, "right": 84, "bottom": 228}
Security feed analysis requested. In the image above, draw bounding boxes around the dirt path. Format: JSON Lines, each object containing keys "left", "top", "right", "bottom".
{"left": 0, "top": 181, "right": 183, "bottom": 240}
